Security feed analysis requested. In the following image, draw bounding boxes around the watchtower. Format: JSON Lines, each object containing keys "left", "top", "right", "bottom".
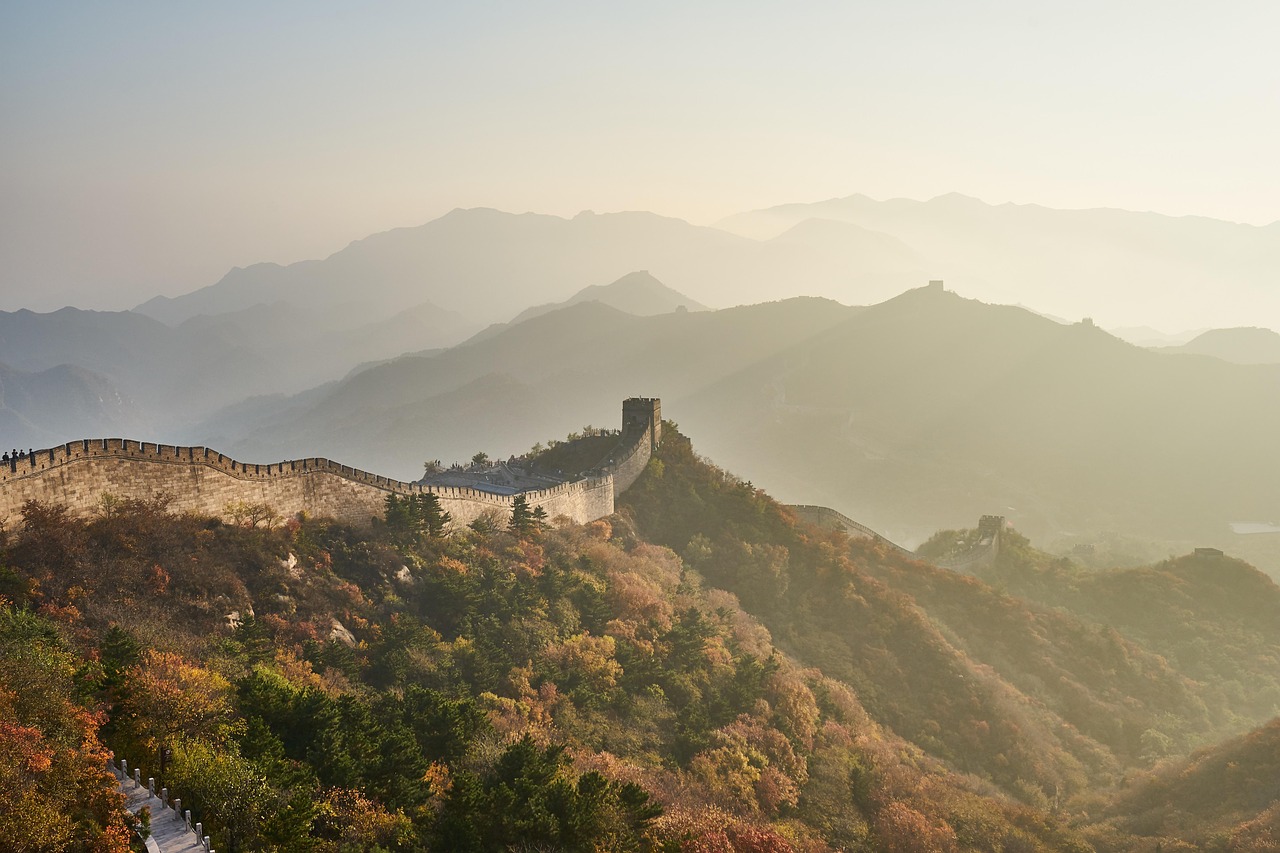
{"left": 622, "top": 398, "right": 662, "bottom": 450}
{"left": 978, "top": 515, "right": 1005, "bottom": 538}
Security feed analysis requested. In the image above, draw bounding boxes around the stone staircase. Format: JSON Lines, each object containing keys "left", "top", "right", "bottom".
{"left": 110, "top": 758, "right": 210, "bottom": 853}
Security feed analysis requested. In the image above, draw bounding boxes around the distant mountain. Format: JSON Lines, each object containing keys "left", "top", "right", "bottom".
{"left": 508, "top": 270, "right": 709, "bottom": 324}
{"left": 1107, "top": 325, "right": 1205, "bottom": 347}
{"left": 0, "top": 300, "right": 479, "bottom": 445}
{"left": 717, "top": 193, "right": 1280, "bottom": 331}
{"left": 1159, "top": 326, "right": 1280, "bottom": 364}
{"left": 196, "top": 296, "right": 858, "bottom": 478}
{"left": 0, "top": 307, "right": 190, "bottom": 375}
{"left": 200, "top": 284, "right": 1280, "bottom": 568}
{"left": 130, "top": 195, "right": 1280, "bottom": 335}
{"left": 0, "top": 362, "right": 143, "bottom": 448}
{"left": 462, "top": 271, "right": 709, "bottom": 345}
{"left": 173, "top": 298, "right": 481, "bottom": 390}
{"left": 678, "top": 284, "right": 1280, "bottom": 548}
{"left": 0, "top": 306, "right": 267, "bottom": 424}
{"left": 134, "top": 207, "right": 928, "bottom": 327}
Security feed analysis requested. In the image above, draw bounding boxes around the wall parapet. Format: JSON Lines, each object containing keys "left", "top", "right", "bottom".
{"left": 0, "top": 399, "right": 659, "bottom": 530}
{"left": 0, "top": 437, "right": 609, "bottom": 501}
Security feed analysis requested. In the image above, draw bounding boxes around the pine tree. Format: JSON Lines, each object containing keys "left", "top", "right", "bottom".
{"left": 421, "top": 492, "right": 452, "bottom": 538}
{"left": 509, "top": 495, "right": 544, "bottom": 536}
{"left": 384, "top": 493, "right": 411, "bottom": 531}
{"left": 509, "top": 495, "right": 533, "bottom": 535}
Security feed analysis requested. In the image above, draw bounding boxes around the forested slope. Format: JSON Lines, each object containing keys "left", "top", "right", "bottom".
{"left": 2, "top": 468, "right": 1085, "bottom": 851}
{"left": 2, "top": 425, "right": 1278, "bottom": 850}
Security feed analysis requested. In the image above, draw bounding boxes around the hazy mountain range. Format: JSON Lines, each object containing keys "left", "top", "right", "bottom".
{"left": 0, "top": 300, "right": 479, "bottom": 443}
{"left": 133, "top": 206, "right": 924, "bottom": 327}
{"left": 201, "top": 295, "right": 857, "bottom": 473}
{"left": 2, "top": 194, "right": 1278, "bottom": 570}
{"left": 188, "top": 282, "right": 1280, "bottom": 566}
{"left": 717, "top": 192, "right": 1280, "bottom": 331}
{"left": 128, "top": 196, "right": 1280, "bottom": 334}
{"left": 0, "top": 361, "right": 142, "bottom": 449}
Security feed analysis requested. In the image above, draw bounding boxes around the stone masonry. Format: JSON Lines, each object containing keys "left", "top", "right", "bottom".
{"left": 0, "top": 399, "right": 662, "bottom": 531}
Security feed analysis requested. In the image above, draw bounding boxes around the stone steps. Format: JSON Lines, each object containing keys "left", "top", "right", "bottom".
{"left": 110, "top": 760, "right": 210, "bottom": 853}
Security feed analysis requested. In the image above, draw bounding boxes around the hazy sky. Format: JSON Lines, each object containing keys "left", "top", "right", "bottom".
{"left": 3, "top": 0, "right": 1278, "bottom": 311}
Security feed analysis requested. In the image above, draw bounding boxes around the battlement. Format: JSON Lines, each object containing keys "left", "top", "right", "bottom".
{"left": 978, "top": 514, "right": 1006, "bottom": 536}
{"left": 0, "top": 399, "right": 660, "bottom": 530}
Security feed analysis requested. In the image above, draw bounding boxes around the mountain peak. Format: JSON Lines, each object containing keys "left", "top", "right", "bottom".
{"left": 927, "top": 191, "right": 987, "bottom": 206}
{"left": 568, "top": 270, "right": 710, "bottom": 313}
{"left": 1168, "top": 326, "right": 1280, "bottom": 364}
{"left": 505, "top": 270, "right": 710, "bottom": 328}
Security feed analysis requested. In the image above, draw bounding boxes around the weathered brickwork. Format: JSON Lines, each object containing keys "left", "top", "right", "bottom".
{"left": 0, "top": 400, "right": 660, "bottom": 531}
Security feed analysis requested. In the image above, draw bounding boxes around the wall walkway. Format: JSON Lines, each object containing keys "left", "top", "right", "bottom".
{"left": 0, "top": 399, "right": 659, "bottom": 531}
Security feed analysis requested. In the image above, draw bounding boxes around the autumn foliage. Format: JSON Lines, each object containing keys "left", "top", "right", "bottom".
{"left": 0, "top": 427, "right": 1275, "bottom": 850}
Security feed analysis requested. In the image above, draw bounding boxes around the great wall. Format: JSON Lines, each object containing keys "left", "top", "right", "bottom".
{"left": 0, "top": 398, "right": 661, "bottom": 532}
{"left": 788, "top": 504, "right": 1005, "bottom": 572}
{"left": 0, "top": 393, "right": 1011, "bottom": 572}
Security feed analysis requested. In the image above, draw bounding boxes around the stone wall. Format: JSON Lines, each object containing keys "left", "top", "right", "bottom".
{"left": 0, "top": 400, "right": 655, "bottom": 531}
{"left": 788, "top": 504, "right": 1004, "bottom": 571}
{"left": 931, "top": 528, "right": 1002, "bottom": 573}
{"left": 601, "top": 396, "right": 662, "bottom": 497}
{"left": 787, "top": 504, "right": 914, "bottom": 556}
{"left": 603, "top": 425, "right": 653, "bottom": 499}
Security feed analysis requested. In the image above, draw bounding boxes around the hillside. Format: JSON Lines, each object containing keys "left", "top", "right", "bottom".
{"left": 1085, "top": 718, "right": 1280, "bottom": 851}
{"left": 964, "top": 534, "right": 1280, "bottom": 738}
{"left": 676, "top": 284, "right": 1280, "bottom": 551}
{"left": 619, "top": 430, "right": 1280, "bottom": 794}
{"left": 4, "top": 418, "right": 1280, "bottom": 849}
{"left": 0, "top": 445, "right": 1096, "bottom": 852}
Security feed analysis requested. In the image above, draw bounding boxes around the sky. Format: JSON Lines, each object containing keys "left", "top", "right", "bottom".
{"left": 2, "top": 0, "right": 1278, "bottom": 311}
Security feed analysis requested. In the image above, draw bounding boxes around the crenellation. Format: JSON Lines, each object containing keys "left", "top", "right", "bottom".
{"left": 0, "top": 399, "right": 658, "bottom": 530}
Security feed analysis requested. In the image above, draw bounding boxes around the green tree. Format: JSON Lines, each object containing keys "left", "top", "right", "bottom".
{"left": 509, "top": 495, "right": 545, "bottom": 537}
{"left": 387, "top": 493, "right": 452, "bottom": 540}
{"left": 166, "top": 738, "right": 270, "bottom": 853}
{"left": 418, "top": 491, "right": 453, "bottom": 538}
{"left": 383, "top": 493, "right": 412, "bottom": 532}
{"left": 99, "top": 624, "right": 141, "bottom": 691}
{"left": 432, "top": 735, "right": 660, "bottom": 851}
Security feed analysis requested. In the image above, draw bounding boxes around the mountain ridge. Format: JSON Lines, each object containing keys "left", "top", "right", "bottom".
{"left": 715, "top": 192, "right": 1280, "bottom": 330}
